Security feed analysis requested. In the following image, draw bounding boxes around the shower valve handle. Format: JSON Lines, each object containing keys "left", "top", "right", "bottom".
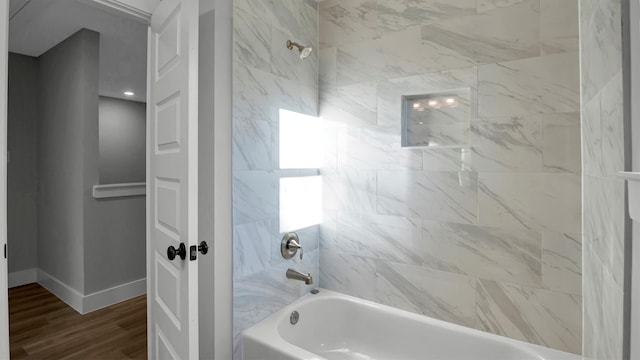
{"left": 289, "top": 238, "right": 303, "bottom": 260}
{"left": 281, "top": 232, "right": 303, "bottom": 260}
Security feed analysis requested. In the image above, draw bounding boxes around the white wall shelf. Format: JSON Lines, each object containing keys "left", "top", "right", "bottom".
{"left": 92, "top": 182, "right": 146, "bottom": 199}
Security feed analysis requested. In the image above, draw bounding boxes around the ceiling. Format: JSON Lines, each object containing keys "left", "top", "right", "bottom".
{"left": 9, "top": 0, "right": 147, "bottom": 103}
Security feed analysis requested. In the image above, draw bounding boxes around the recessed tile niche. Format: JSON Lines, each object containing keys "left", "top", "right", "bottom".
{"left": 401, "top": 89, "right": 471, "bottom": 148}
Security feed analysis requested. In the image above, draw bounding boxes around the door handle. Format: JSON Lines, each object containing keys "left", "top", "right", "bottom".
{"left": 167, "top": 243, "right": 186, "bottom": 260}
{"left": 189, "top": 241, "right": 209, "bottom": 260}
{"left": 198, "top": 241, "right": 208, "bottom": 255}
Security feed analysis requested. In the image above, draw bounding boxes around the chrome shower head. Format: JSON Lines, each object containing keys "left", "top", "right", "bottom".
{"left": 286, "top": 40, "right": 313, "bottom": 59}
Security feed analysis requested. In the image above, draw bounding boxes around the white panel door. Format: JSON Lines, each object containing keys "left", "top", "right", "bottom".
{"left": 0, "top": 0, "right": 9, "bottom": 357}
{"left": 147, "top": 0, "right": 199, "bottom": 358}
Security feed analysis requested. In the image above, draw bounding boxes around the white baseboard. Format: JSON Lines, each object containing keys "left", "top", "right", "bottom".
{"left": 8, "top": 268, "right": 37, "bottom": 288}
{"left": 37, "top": 269, "right": 85, "bottom": 313}
{"left": 36, "top": 269, "right": 146, "bottom": 314}
{"left": 83, "top": 278, "right": 146, "bottom": 313}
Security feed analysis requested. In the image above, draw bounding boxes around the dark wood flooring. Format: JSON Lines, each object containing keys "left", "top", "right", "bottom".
{"left": 9, "top": 283, "right": 147, "bottom": 359}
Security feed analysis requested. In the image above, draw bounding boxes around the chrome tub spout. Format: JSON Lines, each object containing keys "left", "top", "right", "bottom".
{"left": 286, "top": 268, "right": 313, "bottom": 285}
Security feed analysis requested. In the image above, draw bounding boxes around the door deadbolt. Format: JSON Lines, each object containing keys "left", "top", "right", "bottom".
{"left": 190, "top": 241, "right": 210, "bottom": 261}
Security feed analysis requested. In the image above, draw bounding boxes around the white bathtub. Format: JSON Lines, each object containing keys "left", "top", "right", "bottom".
{"left": 242, "top": 289, "right": 583, "bottom": 360}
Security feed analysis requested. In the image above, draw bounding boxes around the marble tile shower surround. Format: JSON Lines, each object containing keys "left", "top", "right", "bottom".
{"left": 319, "top": 0, "right": 582, "bottom": 355}
{"left": 231, "top": 0, "right": 319, "bottom": 359}
{"left": 580, "top": 0, "right": 627, "bottom": 358}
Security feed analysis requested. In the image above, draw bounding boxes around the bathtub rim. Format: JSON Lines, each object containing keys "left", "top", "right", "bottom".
{"left": 241, "top": 288, "right": 583, "bottom": 360}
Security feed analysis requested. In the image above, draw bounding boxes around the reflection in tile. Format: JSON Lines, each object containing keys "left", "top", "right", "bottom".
{"left": 341, "top": 127, "right": 423, "bottom": 170}
{"left": 319, "top": 250, "right": 376, "bottom": 300}
{"left": 300, "top": 1, "right": 320, "bottom": 55}
{"left": 233, "top": 263, "right": 301, "bottom": 338}
{"left": 320, "top": 82, "right": 377, "bottom": 127}
{"left": 600, "top": 270, "right": 624, "bottom": 360}
{"left": 335, "top": 28, "right": 422, "bottom": 85}
{"left": 377, "top": 0, "right": 476, "bottom": 33}
{"left": 233, "top": 220, "right": 271, "bottom": 280}
{"left": 319, "top": 47, "right": 337, "bottom": 88}
{"left": 232, "top": 116, "right": 272, "bottom": 171}
{"left": 478, "top": 173, "right": 581, "bottom": 234}
{"left": 583, "top": 176, "right": 626, "bottom": 287}
{"left": 581, "top": 95, "right": 603, "bottom": 177}
{"left": 233, "top": 63, "right": 277, "bottom": 126}
{"left": 478, "top": 52, "right": 580, "bottom": 117}
{"left": 234, "top": 0, "right": 300, "bottom": 36}
{"left": 319, "top": 0, "right": 377, "bottom": 49}
{"left": 542, "top": 112, "right": 581, "bottom": 173}
{"left": 407, "top": 119, "right": 469, "bottom": 148}
{"left": 422, "top": 221, "right": 542, "bottom": 287}
{"left": 540, "top": 0, "right": 579, "bottom": 55}
{"left": 600, "top": 71, "right": 625, "bottom": 176}
{"left": 233, "top": 8, "right": 271, "bottom": 73}
{"left": 233, "top": 64, "right": 318, "bottom": 126}
{"left": 420, "top": 35, "right": 476, "bottom": 73}
{"left": 233, "top": 171, "right": 279, "bottom": 225}
{"left": 476, "top": 280, "right": 581, "bottom": 354}
{"left": 338, "top": 213, "right": 422, "bottom": 265}
{"left": 319, "top": 211, "right": 338, "bottom": 251}
{"left": 422, "top": 148, "right": 472, "bottom": 172}
{"left": 477, "top": 0, "right": 528, "bottom": 13}
{"left": 378, "top": 170, "right": 477, "bottom": 223}
{"left": 376, "top": 261, "right": 477, "bottom": 327}
{"left": 581, "top": 239, "right": 603, "bottom": 359}
{"left": 583, "top": 236, "right": 624, "bottom": 359}
{"left": 470, "top": 115, "right": 542, "bottom": 172}
{"left": 422, "top": 0, "right": 540, "bottom": 65}
{"left": 580, "top": 0, "right": 622, "bottom": 102}
{"left": 542, "top": 232, "right": 581, "bottom": 294}
{"left": 322, "top": 169, "right": 376, "bottom": 214}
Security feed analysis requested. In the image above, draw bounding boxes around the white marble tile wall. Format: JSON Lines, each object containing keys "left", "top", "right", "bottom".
{"left": 580, "top": 0, "right": 627, "bottom": 357}
{"left": 231, "top": 1, "right": 319, "bottom": 359}
{"left": 319, "top": 0, "right": 582, "bottom": 355}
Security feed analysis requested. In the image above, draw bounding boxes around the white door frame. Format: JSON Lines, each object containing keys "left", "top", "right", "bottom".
{"left": 0, "top": 0, "right": 233, "bottom": 358}
{"left": 0, "top": 0, "right": 10, "bottom": 357}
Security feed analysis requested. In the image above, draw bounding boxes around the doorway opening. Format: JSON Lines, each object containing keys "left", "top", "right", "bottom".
{"left": 7, "top": 0, "right": 148, "bottom": 357}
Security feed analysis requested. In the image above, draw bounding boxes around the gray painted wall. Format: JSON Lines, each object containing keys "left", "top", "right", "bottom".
{"left": 83, "top": 196, "right": 145, "bottom": 294}
{"left": 36, "top": 29, "right": 146, "bottom": 296}
{"left": 37, "top": 29, "right": 99, "bottom": 294}
{"left": 98, "top": 96, "right": 146, "bottom": 184}
{"left": 85, "top": 96, "right": 146, "bottom": 294}
{"left": 7, "top": 53, "right": 38, "bottom": 273}
{"left": 85, "top": 71, "right": 146, "bottom": 295}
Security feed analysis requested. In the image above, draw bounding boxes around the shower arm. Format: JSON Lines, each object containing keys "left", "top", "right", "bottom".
{"left": 286, "top": 40, "right": 304, "bottom": 52}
